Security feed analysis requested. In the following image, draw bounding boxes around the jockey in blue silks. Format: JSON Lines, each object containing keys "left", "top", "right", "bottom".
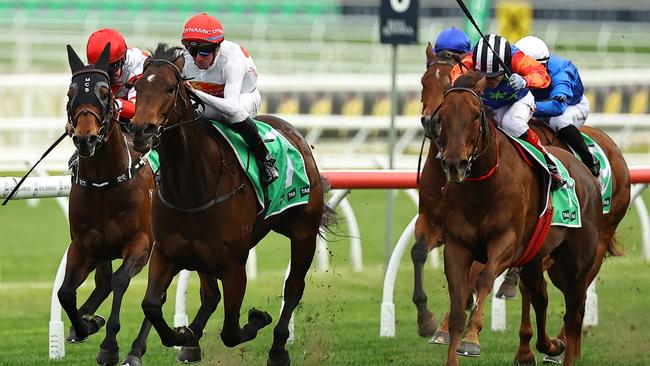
{"left": 515, "top": 35, "right": 600, "bottom": 177}
{"left": 434, "top": 27, "right": 471, "bottom": 55}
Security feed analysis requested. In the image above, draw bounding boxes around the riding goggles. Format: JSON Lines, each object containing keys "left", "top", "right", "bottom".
{"left": 184, "top": 43, "right": 218, "bottom": 57}
{"left": 109, "top": 59, "right": 125, "bottom": 74}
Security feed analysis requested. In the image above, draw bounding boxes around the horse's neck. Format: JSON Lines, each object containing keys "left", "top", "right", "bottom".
{"left": 77, "top": 121, "right": 131, "bottom": 181}
{"left": 157, "top": 115, "right": 227, "bottom": 205}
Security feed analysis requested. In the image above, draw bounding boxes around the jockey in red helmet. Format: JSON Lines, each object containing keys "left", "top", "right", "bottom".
{"left": 86, "top": 28, "right": 149, "bottom": 122}
{"left": 181, "top": 13, "right": 278, "bottom": 185}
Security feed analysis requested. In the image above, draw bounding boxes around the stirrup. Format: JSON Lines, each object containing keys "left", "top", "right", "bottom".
{"left": 550, "top": 173, "right": 566, "bottom": 191}
{"left": 260, "top": 159, "right": 279, "bottom": 185}
{"left": 589, "top": 159, "right": 601, "bottom": 177}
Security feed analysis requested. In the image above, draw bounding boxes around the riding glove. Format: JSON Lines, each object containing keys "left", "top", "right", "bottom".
{"left": 508, "top": 73, "right": 527, "bottom": 91}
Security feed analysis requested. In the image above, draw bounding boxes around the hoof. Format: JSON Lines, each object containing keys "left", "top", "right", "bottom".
{"left": 428, "top": 329, "right": 450, "bottom": 345}
{"left": 456, "top": 340, "right": 481, "bottom": 357}
{"left": 267, "top": 350, "right": 291, "bottom": 366}
{"left": 175, "top": 326, "right": 196, "bottom": 345}
{"left": 249, "top": 308, "right": 273, "bottom": 329}
{"left": 96, "top": 347, "right": 120, "bottom": 366}
{"left": 542, "top": 354, "right": 563, "bottom": 364}
{"left": 66, "top": 325, "right": 88, "bottom": 343}
{"left": 84, "top": 314, "right": 107, "bottom": 336}
{"left": 546, "top": 339, "right": 566, "bottom": 357}
{"left": 121, "top": 355, "right": 141, "bottom": 366}
{"left": 417, "top": 312, "right": 437, "bottom": 338}
{"left": 496, "top": 282, "right": 517, "bottom": 300}
{"left": 177, "top": 346, "right": 202, "bottom": 364}
{"left": 513, "top": 357, "right": 537, "bottom": 366}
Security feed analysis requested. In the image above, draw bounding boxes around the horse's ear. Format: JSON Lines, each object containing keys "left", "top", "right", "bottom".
{"left": 66, "top": 45, "right": 85, "bottom": 73}
{"left": 95, "top": 43, "right": 111, "bottom": 72}
{"left": 474, "top": 75, "right": 487, "bottom": 95}
{"left": 426, "top": 42, "right": 435, "bottom": 66}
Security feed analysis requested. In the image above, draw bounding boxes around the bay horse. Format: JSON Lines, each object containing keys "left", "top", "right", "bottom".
{"left": 415, "top": 43, "right": 632, "bottom": 357}
{"left": 130, "top": 43, "right": 329, "bottom": 366}
{"left": 429, "top": 70, "right": 602, "bottom": 366}
{"left": 58, "top": 44, "right": 154, "bottom": 366}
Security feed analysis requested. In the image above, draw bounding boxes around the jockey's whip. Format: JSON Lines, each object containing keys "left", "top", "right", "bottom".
{"left": 454, "top": 0, "right": 513, "bottom": 77}
{"left": 2, "top": 131, "right": 68, "bottom": 206}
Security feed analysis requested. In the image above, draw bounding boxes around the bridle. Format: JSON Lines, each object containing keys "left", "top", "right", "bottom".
{"left": 66, "top": 68, "right": 115, "bottom": 147}
{"left": 140, "top": 58, "right": 205, "bottom": 146}
{"left": 426, "top": 86, "right": 498, "bottom": 181}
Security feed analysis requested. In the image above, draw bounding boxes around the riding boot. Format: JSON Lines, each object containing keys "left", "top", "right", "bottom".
{"left": 556, "top": 125, "right": 600, "bottom": 177}
{"left": 519, "top": 129, "right": 566, "bottom": 191}
{"left": 231, "top": 117, "right": 279, "bottom": 185}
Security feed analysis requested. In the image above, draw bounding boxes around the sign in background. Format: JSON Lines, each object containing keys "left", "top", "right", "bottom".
{"left": 380, "top": 0, "right": 419, "bottom": 44}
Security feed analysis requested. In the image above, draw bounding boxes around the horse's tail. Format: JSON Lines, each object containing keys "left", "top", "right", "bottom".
{"left": 606, "top": 233, "right": 625, "bottom": 257}
{"left": 318, "top": 174, "right": 339, "bottom": 240}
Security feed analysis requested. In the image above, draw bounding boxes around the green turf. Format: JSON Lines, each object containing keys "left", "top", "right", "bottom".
{"left": 0, "top": 190, "right": 649, "bottom": 365}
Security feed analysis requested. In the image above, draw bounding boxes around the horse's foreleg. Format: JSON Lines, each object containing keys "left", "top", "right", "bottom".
{"left": 58, "top": 244, "right": 103, "bottom": 342}
{"left": 66, "top": 260, "right": 112, "bottom": 342}
{"left": 141, "top": 244, "right": 182, "bottom": 348}
{"left": 514, "top": 280, "right": 536, "bottom": 365}
{"left": 457, "top": 261, "right": 487, "bottom": 357}
{"left": 97, "top": 236, "right": 151, "bottom": 366}
{"left": 267, "top": 232, "right": 316, "bottom": 366}
{"left": 411, "top": 219, "right": 441, "bottom": 338}
{"left": 177, "top": 273, "right": 221, "bottom": 364}
{"left": 443, "top": 242, "right": 473, "bottom": 366}
{"left": 220, "top": 263, "right": 272, "bottom": 348}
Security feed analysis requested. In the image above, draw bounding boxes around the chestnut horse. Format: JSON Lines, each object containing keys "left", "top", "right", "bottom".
{"left": 130, "top": 44, "right": 329, "bottom": 366}
{"left": 415, "top": 43, "right": 631, "bottom": 357}
{"left": 58, "top": 44, "right": 154, "bottom": 366}
{"left": 429, "top": 70, "right": 602, "bottom": 366}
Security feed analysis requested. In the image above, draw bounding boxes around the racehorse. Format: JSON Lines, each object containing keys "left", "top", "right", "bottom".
{"left": 130, "top": 43, "right": 331, "bottom": 366}
{"left": 415, "top": 43, "right": 631, "bottom": 357}
{"left": 58, "top": 44, "right": 155, "bottom": 366}
{"left": 430, "top": 70, "right": 602, "bottom": 366}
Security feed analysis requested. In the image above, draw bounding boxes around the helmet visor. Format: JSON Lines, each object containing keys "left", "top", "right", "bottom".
{"left": 183, "top": 42, "right": 219, "bottom": 57}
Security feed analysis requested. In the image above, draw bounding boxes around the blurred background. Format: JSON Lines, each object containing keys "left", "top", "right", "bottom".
{"left": 1, "top": 0, "right": 649, "bottom": 170}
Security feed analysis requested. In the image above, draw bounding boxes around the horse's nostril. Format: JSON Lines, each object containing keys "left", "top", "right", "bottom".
{"left": 458, "top": 160, "right": 468, "bottom": 172}
{"left": 142, "top": 124, "right": 158, "bottom": 137}
{"left": 72, "top": 135, "right": 79, "bottom": 145}
{"left": 87, "top": 135, "right": 98, "bottom": 145}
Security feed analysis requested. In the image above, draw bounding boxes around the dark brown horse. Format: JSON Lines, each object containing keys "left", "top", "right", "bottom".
{"left": 415, "top": 43, "right": 632, "bottom": 358}
{"left": 429, "top": 70, "right": 602, "bottom": 366}
{"left": 130, "top": 43, "right": 329, "bottom": 366}
{"left": 58, "top": 44, "right": 154, "bottom": 366}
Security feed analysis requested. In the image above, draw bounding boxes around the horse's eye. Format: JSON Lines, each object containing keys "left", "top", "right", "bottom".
{"left": 166, "top": 86, "right": 175, "bottom": 94}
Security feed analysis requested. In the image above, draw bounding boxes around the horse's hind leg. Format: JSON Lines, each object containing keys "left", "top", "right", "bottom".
{"left": 97, "top": 240, "right": 151, "bottom": 366}
{"left": 177, "top": 273, "right": 222, "bottom": 364}
{"left": 411, "top": 220, "right": 441, "bottom": 338}
{"left": 518, "top": 258, "right": 565, "bottom": 358}
{"left": 67, "top": 260, "right": 112, "bottom": 342}
{"left": 267, "top": 231, "right": 317, "bottom": 366}
{"left": 58, "top": 244, "right": 105, "bottom": 343}
{"left": 141, "top": 245, "right": 184, "bottom": 348}
{"left": 220, "top": 262, "right": 272, "bottom": 348}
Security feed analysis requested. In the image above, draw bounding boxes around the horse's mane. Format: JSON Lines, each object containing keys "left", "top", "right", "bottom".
{"left": 150, "top": 43, "right": 184, "bottom": 62}
{"left": 453, "top": 70, "right": 484, "bottom": 88}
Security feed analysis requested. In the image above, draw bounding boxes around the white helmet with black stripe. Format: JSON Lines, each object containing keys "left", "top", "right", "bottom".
{"left": 472, "top": 34, "right": 512, "bottom": 77}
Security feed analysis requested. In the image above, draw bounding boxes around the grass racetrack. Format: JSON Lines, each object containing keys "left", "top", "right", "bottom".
{"left": 1, "top": 189, "right": 649, "bottom": 365}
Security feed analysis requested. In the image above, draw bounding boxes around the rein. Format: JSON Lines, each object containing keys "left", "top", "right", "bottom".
{"left": 143, "top": 56, "right": 243, "bottom": 212}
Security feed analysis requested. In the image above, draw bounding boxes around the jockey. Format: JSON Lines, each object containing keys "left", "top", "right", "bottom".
{"left": 451, "top": 34, "right": 565, "bottom": 190}
{"left": 515, "top": 35, "right": 600, "bottom": 177}
{"left": 180, "top": 13, "right": 278, "bottom": 185}
{"left": 86, "top": 28, "right": 149, "bottom": 122}
{"left": 434, "top": 27, "right": 471, "bottom": 55}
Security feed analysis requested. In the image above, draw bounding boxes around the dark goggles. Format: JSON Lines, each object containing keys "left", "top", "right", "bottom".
{"left": 184, "top": 43, "right": 218, "bottom": 57}
{"left": 109, "top": 59, "right": 125, "bottom": 74}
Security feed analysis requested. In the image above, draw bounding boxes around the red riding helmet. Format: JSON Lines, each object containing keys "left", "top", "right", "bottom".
{"left": 181, "top": 13, "right": 225, "bottom": 46}
{"left": 87, "top": 28, "right": 127, "bottom": 64}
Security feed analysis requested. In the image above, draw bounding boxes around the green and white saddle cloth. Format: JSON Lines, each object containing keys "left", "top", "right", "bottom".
{"left": 576, "top": 132, "right": 613, "bottom": 214}
{"left": 211, "top": 119, "right": 311, "bottom": 219}
{"left": 511, "top": 138, "right": 581, "bottom": 228}
{"left": 144, "top": 119, "right": 311, "bottom": 219}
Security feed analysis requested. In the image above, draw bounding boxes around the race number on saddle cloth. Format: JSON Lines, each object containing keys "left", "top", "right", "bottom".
{"left": 211, "top": 119, "right": 310, "bottom": 218}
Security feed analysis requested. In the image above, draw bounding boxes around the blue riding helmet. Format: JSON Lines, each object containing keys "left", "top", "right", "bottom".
{"left": 434, "top": 27, "right": 471, "bottom": 54}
